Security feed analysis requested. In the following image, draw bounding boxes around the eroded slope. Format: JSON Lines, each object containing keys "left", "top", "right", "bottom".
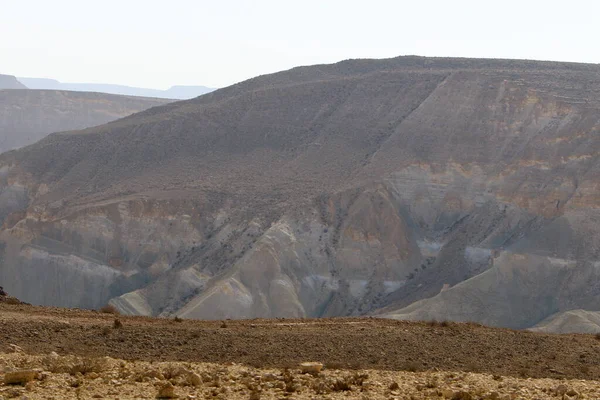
{"left": 1, "top": 57, "right": 600, "bottom": 330}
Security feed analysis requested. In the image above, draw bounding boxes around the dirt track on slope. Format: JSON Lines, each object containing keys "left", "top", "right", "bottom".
{"left": 1, "top": 303, "right": 599, "bottom": 381}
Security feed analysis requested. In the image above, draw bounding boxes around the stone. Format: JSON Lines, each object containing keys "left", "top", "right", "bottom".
{"left": 189, "top": 372, "right": 202, "bottom": 387}
{"left": 299, "top": 362, "right": 323, "bottom": 375}
{"left": 555, "top": 384, "right": 569, "bottom": 395}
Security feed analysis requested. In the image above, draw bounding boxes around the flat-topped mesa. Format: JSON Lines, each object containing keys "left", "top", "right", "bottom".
{"left": 2, "top": 56, "right": 600, "bottom": 331}
{"left": 0, "top": 74, "right": 27, "bottom": 89}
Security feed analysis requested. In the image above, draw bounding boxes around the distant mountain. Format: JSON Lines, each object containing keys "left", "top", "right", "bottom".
{"left": 0, "top": 89, "right": 172, "bottom": 153}
{"left": 0, "top": 74, "right": 27, "bottom": 89}
{"left": 17, "top": 77, "right": 214, "bottom": 100}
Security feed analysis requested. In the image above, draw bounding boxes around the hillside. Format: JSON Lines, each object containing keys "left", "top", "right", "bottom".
{"left": 0, "top": 90, "right": 172, "bottom": 152}
{"left": 0, "top": 74, "right": 27, "bottom": 89}
{"left": 1, "top": 56, "right": 600, "bottom": 331}
{"left": 18, "top": 77, "right": 214, "bottom": 99}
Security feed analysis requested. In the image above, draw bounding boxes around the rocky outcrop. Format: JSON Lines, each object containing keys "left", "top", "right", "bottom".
{"left": 0, "top": 90, "right": 172, "bottom": 152}
{"left": 2, "top": 57, "right": 600, "bottom": 331}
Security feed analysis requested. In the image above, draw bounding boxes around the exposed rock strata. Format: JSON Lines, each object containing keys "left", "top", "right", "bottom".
{"left": 2, "top": 57, "right": 600, "bottom": 331}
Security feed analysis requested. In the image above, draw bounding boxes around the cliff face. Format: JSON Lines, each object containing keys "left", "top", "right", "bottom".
{"left": 0, "top": 90, "right": 172, "bottom": 153}
{"left": 0, "top": 75, "right": 27, "bottom": 89}
{"left": 2, "top": 57, "right": 600, "bottom": 331}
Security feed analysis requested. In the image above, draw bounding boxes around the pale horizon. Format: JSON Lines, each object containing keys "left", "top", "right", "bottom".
{"left": 2, "top": 0, "right": 599, "bottom": 90}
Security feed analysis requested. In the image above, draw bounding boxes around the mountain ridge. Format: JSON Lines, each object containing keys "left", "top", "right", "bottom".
{"left": 1, "top": 56, "right": 600, "bottom": 332}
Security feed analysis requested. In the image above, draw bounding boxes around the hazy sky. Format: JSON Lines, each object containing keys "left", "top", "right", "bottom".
{"left": 1, "top": 0, "right": 599, "bottom": 89}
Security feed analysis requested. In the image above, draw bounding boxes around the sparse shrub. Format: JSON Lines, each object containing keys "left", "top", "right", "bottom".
{"left": 173, "top": 316, "right": 183, "bottom": 323}
{"left": 425, "top": 379, "right": 437, "bottom": 389}
{"left": 162, "top": 364, "right": 186, "bottom": 380}
{"left": 282, "top": 368, "right": 296, "bottom": 393}
{"left": 331, "top": 378, "right": 352, "bottom": 392}
{"left": 312, "top": 379, "right": 331, "bottom": 395}
{"left": 349, "top": 372, "right": 369, "bottom": 386}
{"left": 518, "top": 367, "right": 530, "bottom": 378}
{"left": 99, "top": 304, "right": 119, "bottom": 314}
{"left": 595, "top": 332, "right": 600, "bottom": 341}
{"left": 220, "top": 321, "right": 228, "bottom": 328}
{"left": 402, "top": 361, "right": 419, "bottom": 372}
{"left": 427, "top": 319, "right": 450, "bottom": 327}
{"left": 249, "top": 390, "right": 261, "bottom": 400}
{"left": 113, "top": 318, "right": 123, "bottom": 329}
{"left": 389, "top": 382, "right": 400, "bottom": 390}
{"left": 452, "top": 391, "right": 474, "bottom": 400}
{"left": 324, "top": 361, "right": 345, "bottom": 370}
{"left": 4, "top": 297, "right": 21, "bottom": 305}
{"left": 69, "top": 357, "right": 108, "bottom": 375}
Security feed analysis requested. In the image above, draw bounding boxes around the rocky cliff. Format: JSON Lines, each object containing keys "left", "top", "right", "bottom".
{"left": 2, "top": 57, "right": 600, "bottom": 331}
{"left": 0, "top": 90, "right": 172, "bottom": 152}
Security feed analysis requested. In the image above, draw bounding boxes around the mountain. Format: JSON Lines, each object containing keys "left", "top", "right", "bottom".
{"left": 18, "top": 77, "right": 214, "bottom": 100}
{"left": 2, "top": 56, "right": 600, "bottom": 332}
{"left": 0, "top": 90, "right": 173, "bottom": 153}
{"left": 0, "top": 74, "right": 27, "bottom": 89}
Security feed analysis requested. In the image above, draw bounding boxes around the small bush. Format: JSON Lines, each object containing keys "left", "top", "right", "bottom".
{"left": 113, "top": 318, "right": 123, "bottom": 329}
{"left": 349, "top": 372, "right": 369, "bottom": 386}
{"left": 426, "top": 319, "right": 450, "bottom": 327}
{"left": 324, "top": 361, "right": 345, "bottom": 370}
{"left": 99, "top": 304, "right": 119, "bottom": 314}
{"left": 161, "top": 364, "right": 187, "bottom": 380}
{"left": 69, "top": 357, "right": 108, "bottom": 376}
{"left": 331, "top": 378, "right": 352, "bottom": 392}
{"left": 402, "top": 361, "right": 420, "bottom": 372}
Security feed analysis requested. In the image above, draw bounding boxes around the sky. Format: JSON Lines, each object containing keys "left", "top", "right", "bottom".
{"left": 1, "top": 0, "right": 599, "bottom": 89}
